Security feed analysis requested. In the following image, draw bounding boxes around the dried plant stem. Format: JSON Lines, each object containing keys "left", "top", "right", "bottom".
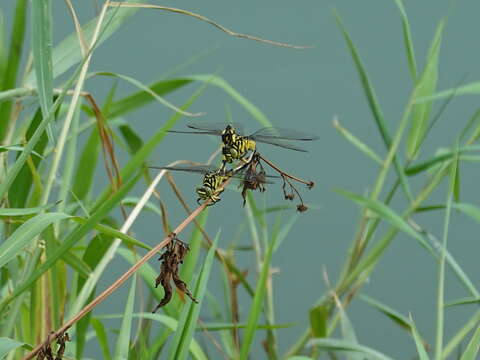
{"left": 259, "top": 153, "right": 314, "bottom": 187}
{"left": 22, "top": 200, "right": 209, "bottom": 360}
{"left": 108, "top": 2, "right": 310, "bottom": 49}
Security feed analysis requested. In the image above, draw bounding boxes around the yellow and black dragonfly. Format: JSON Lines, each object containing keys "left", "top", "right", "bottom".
{"left": 149, "top": 163, "right": 278, "bottom": 205}
{"left": 168, "top": 122, "right": 319, "bottom": 164}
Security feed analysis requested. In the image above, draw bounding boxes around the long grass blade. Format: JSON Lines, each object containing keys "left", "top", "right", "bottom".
{"left": 0, "top": 0, "right": 27, "bottom": 142}
{"left": 409, "top": 314, "right": 430, "bottom": 360}
{"left": 31, "top": 0, "right": 54, "bottom": 142}
{"left": 407, "top": 19, "right": 445, "bottom": 159}
{"left": 91, "top": 318, "right": 112, "bottom": 360}
{"left": 394, "top": 0, "right": 417, "bottom": 81}
{"left": 307, "top": 338, "right": 395, "bottom": 360}
{"left": 435, "top": 144, "right": 458, "bottom": 360}
{"left": 0, "top": 213, "right": 70, "bottom": 269}
{"left": 113, "top": 275, "right": 136, "bottom": 359}
{"left": 459, "top": 325, "right": 480, "bottom": 360}
{"left": 333, "top": 10, "right": 413, "bottom": 201}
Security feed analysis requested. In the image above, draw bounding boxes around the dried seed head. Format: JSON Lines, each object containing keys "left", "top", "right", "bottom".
{"left": 153, "top": 237, "right": 197, "bottom": 313}
{"left": 297, "top": 204, "right": 308, "bottom": 212}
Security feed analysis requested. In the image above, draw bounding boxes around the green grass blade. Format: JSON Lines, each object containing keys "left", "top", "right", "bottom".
{"left": 0, "top": 10, "right": 6, "bottom": 89}
{"left": 435, "top": 145, "right": 458, "bottom": 360}
{"left": 113, "top": 275, "right": 136, "bottom": 359}
{"left": 0, "top": 213, "right": 70, "bottom": 269}
{"left": 108, "top": 78, "right": 193, "bottom": 118}
{"left": 31, "top": 0, "right": 54, "bottom": 142}
{"left": 0, "top": 337, "right": 25, "bottom": 358}
{"left": 0, "top": 204, "right": 56, "bottom": 216}
{"left": 91, "top": 318, "right": 112, "bottom": 360}
{"left": 459, "top": 325, "right": 480, "bottom": 360}
{"left": 239, "top": 222, "right": 281, "bottom": 358}
{"left": 0, "top": 0, "right": 27, "bottom": 142}
{"left": 407, "top": 19, "right": 445, "bottom": 159}
{"left": 394, "top": 0, "right": 417, "bottom": 81}
{"left": 168, "top": 233, "right": 219, "bottom": 360}
{"left": 8, "top": 107, "right": 49, "bottom": 208}
{"left": 333, "top": 117, "right": 383, "bottom": 165}
{"left": 333, "top": 10, "right": 412, "bottom": 201}
{"left": 409, "top": 314, "right": 430, "bottom": 360}
{"left": 309, "top": 305, "right": 328, "bottom": 338}
{"left": 335, "top": 189, "right": 426, "bottom": 246}
{"left": 94, "top": 72, "right": 202, "bottom": 117}
{"left": 416, "top": 82, "right": 480, "bottom": 103}
{"left": 307, "top": 338, "right": 395, "bottom": 360}
{"left": 359, "top": 294, "right": 411, "bottom": 332}
{"left": 444, "top": 297, "right": 480, "bottom": 308}
{"left": 71, "top": 127, "right": 100, "bottom": 202}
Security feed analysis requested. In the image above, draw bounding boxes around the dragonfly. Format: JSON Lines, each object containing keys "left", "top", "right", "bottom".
{"left": 149, "top": 163, "right": 277, "bottom": 205}
{"left": 168, "top": 122, "right": 319, "bottom": 164}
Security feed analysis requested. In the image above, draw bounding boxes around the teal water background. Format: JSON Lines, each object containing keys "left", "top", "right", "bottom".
{"left": 4, "top": 1, "right": 480, "bottom": 358}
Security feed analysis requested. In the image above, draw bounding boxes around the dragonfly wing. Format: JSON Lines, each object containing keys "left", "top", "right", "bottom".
{"left": 251, "top": 137, "right": 308, "bottom": 152}
{"left": 149, "top": 164, "right": 218, "bottom": 174}
{"left": 185, "top": 121, "right": 246, "bottom": 135}
{"left": 250, "top": 127, "right": 319, "bottom": 141}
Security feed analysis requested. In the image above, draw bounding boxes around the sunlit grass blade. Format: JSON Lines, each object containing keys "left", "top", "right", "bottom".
{"left": 359, "top": 294, "right": 411, "bottom": 332}
{"left": 0, "top": 213, "right": 70, "bottom": 269}
{"left": 444, "top": 297, "right": 480, "bottom": 308}
{"left": 0, "top": 203, "right": 57, "bottom": 217}
{"left": 405, "top": 145, "right": 480, "bottom": 176}
{"left": 307, "top": 338, "right": 395, "bottom": 360}
{"left": 108, "top": 78, "right": 193, "bottom": 118}
{"left": 407, "top": 19, "right": 445, "bottom": 159}
{"left": 335, "top": 189, "right": 427, "bottom": 247}
{"left": 0, "top": 0, "right": 27, "bottom": 142}
{"left": 0, "top": 337, "right": 25, "bottom": 358}
{"left": 394, "top": 0, "right": 417, "bottom": 81}
{"left": 239, "top": 220, "right": 281, "bottom": 358}
{"left": 459, "top": 325, "right": 480, "bottom": 360}
{"left": 168, "top": 232, "right": 219, "bottom": 360}
{"left": 113, "top": 275, "right": 136, "bottom": 359}
{"left": 409, "top": 314, "right": 430, "bottom": 360}
{"left": 93, "top": 72, "right": 203, "bottom": 117}
{"left": 435, "top": 144, "right": 458, "bottom": 360}
{"left": 333, "top": 10, "right": 412, "bottom": 201}
{"left": 333, "top": 117, "right": 383, "bottom": 165}
{"left": 91, "top": 318, "right": 112, "bottom": 360}
{"left": 31, "top": 0, "right": 54, "bottom": 142}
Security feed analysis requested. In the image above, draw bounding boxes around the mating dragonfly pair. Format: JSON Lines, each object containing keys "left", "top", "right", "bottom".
{"left": 150, "top": 122, "right": 318, "bottom": 205}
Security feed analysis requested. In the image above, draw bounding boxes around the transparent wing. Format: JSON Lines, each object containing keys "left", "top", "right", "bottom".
{"left": 149, "top": 164, "right": 218, "bottom": 174}
{"left": 249, "top": 137, "right": 308, "bottom": 152}
{"left": 250, "top": 127, "right": 319, "bottom": 141}
{"left": 186, "top": 121, "right": 245, "bottom": 134}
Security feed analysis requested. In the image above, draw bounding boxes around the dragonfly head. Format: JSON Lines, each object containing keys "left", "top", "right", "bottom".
{"left": 221, "top": 125, "right": 237, "bottom": 145}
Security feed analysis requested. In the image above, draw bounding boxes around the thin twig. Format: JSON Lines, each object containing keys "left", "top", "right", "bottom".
{"left": 108, "top": 3, "right": 311, "bottom": 49}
